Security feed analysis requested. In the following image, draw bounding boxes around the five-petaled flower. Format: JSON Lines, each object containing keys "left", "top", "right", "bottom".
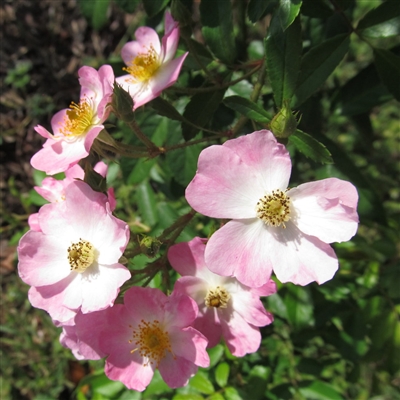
{"left": 169, "top": 237, "right": 276, "bottom": 356}
{"left": 116, "top": 12, "right": 188, "bottom": 110}
{"left": 185, "top": 130, "right": 359, "bottom": 287}
{"left": 71, "top": 286, "right": 210, "bottom": 391}
{"left": 18, "top": 180, "right": 130, "bottom": 324}
{"left": 31, "top": 65, "right": 114, "bottom": 175}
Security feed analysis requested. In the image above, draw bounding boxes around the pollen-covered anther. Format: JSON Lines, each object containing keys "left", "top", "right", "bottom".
{"left": 256, "top": 189, "right": 291, "bottom": 228}
{"left": 205, "top": 286, "right": 231, "bottom": 309}
{"left": 67, "top": 239, "right": 95, "bottom": 273}
{"left": 130, "top": 319, "right": 174, "bottom": 367}
{"left": 123, "top": 44, "right": 160, "bottom": 83}
{"left": 60, "top": 97, "right": 95, "bottom": 137}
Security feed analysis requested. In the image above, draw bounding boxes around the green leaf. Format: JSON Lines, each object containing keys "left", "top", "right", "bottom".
{"left": 143, "top": 369, "right": 172, "bottom": 396}
{"left": 284, "top": 285, "right": 315, "bottom": 331}
{"left": 200, "top": 0, "right": 236, "bottom": 64}
{"left": 114, "top": 0, "right": 139, "bottom": 13}
{"left": 299, "top": 381, "right": 344, "bottom": 400}
{"left": 357, "top": 0, "right": 400, "bottom": 38}
{"left": 78, "top": 0, "right": 110, "bottom": 30}
{"left": 373, "top": 48, "right": 400, "bottom": 101}
{"left": 207, "top": 344, "right": 224, "bottom": 369}
{"left": 150, "top": 97, "right": 186, "bottom": 123}
{"left": 28, "top": 189, "right": 47, "bottom": 207}
{"left": 267, "top": 293, "right": 288, "bottom": 319}
{"left": 166, "top": 143, "right": 202, "bottom": 187}
{"left": 223, "top": 96, "right": 272, "bottom": 123}
{"left": 265, "top": 14, "right": 302, "bottom": 107}
{"left": 369, "top": 310, "right": 398, "bottom": 349}
{"left": 156, "top": 202, "right": 178, "bottom": 230}
{"left": 247, "top": 0, "right": 277, "bottom": 23}
{"left": 183, "top": 39, "right": 214, "bottom": 71}
{"left": 215, "top": 362, "right": 230, "bottom": 388}
{"left": 117, "top": 390, "right": 141, "bottom": 400}
{"left": 246, "top": 366, "right": 269, "bottom": 400}
{"left": 209, "top": 394, "right": 225, "bottom": 400}
{"left": 224, "top": 387, "right": 244, "bottom": 400}
{"left": 293, "top": 33, "right": 350, "bottom": 107}
{"left": 136, "top": 181, "right": 158, "bottom": 227}
{"left": 173, "top": 395, "right": 204, "bottom": 400}
{"left": 289, "top": 130, "right": 333, "bottom": 164}
{"left": 143, "top": 0, "right": 169, "bottom": 18}
{"left": 333, "top": 61, "right": 392, "bottom": 116}
{"left": 89, "top": 373, "right": 125, "bottom": 397}
{"left": 32, "top": 169, "right": 49, "bottom": 186}
{"left": 127, "top": 158, "right": 156, "bottom": 185}
{"left": 278, "top": 0, "right": 303, "bottom": 31}
{"left": 182, "top": 89, "right": 226, "bottom": 140}
{"left": 189, "top": 371, "right": 215, "bottom": 395}
{"left": 301, "top": 0, "right": 333, "bottom": 19}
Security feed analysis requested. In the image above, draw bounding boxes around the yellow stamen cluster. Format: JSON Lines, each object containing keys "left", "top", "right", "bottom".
{"left": 60, "top": 98, "right": 94, "bottom": 137}
{"left": 205, "top": 286, "right": 230, "bottom": 309}
{"left": 67, "top": 239, "right": 95, "bottom": 273}
{"left": 256, "top": 189, "right": 291, "bottom": 228}
{"left": 129, "top": 320, "right": 173, "bottom": 367}
{"left": 123, "top": 45, "right": 160, "bottom": 83}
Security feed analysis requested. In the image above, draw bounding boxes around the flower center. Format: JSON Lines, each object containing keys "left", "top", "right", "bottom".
{"left": 123, "top": 45, "right": 160, "bottom": 83}
{"left": 60, "top": 97, "right": 95, "bottom": 137}
{"left": 256, "top": 189, "right": 291, "bottom": 228}
{"left": 67, "top": 239, "right": 95, "bottom": 273}
{"left": 205, "top": 286, "right": 230, "bottom": 309}
{"left": 129, "top": 320, "right": 173, "bottom": 367}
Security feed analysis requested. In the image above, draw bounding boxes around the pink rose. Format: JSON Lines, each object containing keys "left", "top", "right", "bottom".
{"left": 186, "top": 130, "right": 359, "bottom": 287}
{"left": 116, "top": 12, "right": 188, "bottom": 110}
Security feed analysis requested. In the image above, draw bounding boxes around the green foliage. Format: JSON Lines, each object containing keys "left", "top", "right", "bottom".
{"left": 143, "top": 0, "right": 170, "bottom": 18}
{"left": 277, "top": 0, "right": 303, "bottom": 31}
{"left": 182, "top": 89, "right": 226, "bottom": 140}
{"left": 265, "top": 14, "right": 302, "bottom": 108}
{"left": 289, "top": 130, "right": 333, "bottom": 164}
{"left": 223, "top": 96, "right": 272, "bottom": 123}
{"left": 373, "top": 47, "right": 400, "bottom": 101}
{"left": 357, "top": 0, "right": 400, "bottom": 38}
{"left": 200, "top": 0, "right": 236, "bottom": 64}
{"left": 292, "top": 33, "right": 350, "bottom": 107}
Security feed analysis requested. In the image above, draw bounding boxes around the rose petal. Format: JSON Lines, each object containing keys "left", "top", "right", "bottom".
{"left": 290, "top": 178, "right": 359, "bottom": 243}
{"left": 186, "top": 145, "right": 263, "bottom": 219}
{"left": 159, "top": 353, "right": 199, "bottom": 388}
{"left": 168, "top": 237, "right": 208, "bottom": 276}
{"left": 205, "top": 219, "right": 275, "bottom": 288}
{"left": 168, "top": 326, "right": 210, "bottom": 367}
{"left": 220, "top": 312, "right": 261, "bottom": 357}
{"left": 223, "top": 130, "right": 292, "bottom": 192}
{"left": 270, "top": 223, "right": 339, "bottom": 285}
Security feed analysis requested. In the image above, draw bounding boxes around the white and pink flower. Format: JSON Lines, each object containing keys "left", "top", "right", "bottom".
{"left": 31, "top": 65, "right": 114, "bottom": 175}
{"left": 186, "top": 130, "right": 359, "bottom": 287}
{"left": 169, "top": 237, "right": 276, "bottom": 356}
{"left": 18, "top": 180, "right": 130, "bottom": 324}
{"left": 116, "top": 12, "right": 188, "bottom": 110}
{"left": 70, "top": 286, "right": 209, "bottom": 391}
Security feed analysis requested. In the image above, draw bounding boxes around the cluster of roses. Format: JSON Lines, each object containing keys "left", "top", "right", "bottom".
{"left": 17, "top": 12, "right": 359, "bottom": 392}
